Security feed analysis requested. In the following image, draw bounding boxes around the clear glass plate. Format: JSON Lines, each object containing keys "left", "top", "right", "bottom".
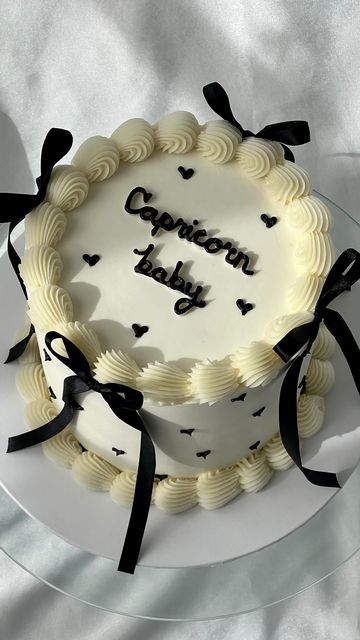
{"left": 1, "top": 192, "right": 360, "bottom": 621}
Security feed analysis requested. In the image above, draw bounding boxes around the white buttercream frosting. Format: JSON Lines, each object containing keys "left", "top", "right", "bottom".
{"left": 312, "top": 324, "right": 336, "bottom": 360}
{"left": 111, "top": 118, "right": 154, "bottom": 162}
{"left": 110, "top": 471, "right": 136, "bottom": 507}
{"left": 94, "top": 349, "right": 140, "bottom": 386}
{"left": 72, "top": 136, "right": 120, "bottom": 182}
{"left": 25, "top": 399, "right": 58, "bottom": 429}
{"left": 14, "top": 323, "right": 41, "bottom": 365}
{"left": 306, "top": 358, "right": 335, "bottom": 396}
{"left": 197, "top": 466, "right": 242, "bottom": 509}
{"left": 53, "top": 321, "right": 101, "bottom": 366}
{"left": 285, "top": 195, "right": 333, "bottom": 234}
{"left": 25, "top": 202, "right": 67, "bottom": 249}
{"left": 20, "top": 245, "right": 63, "bottom": 292}
{"left": 28, "top": 285, "right": 73, "bottom": 332}
{"left": 297, "top": 393, "right": 325, "bottom": 438}
{"left": 237, "top": 450, "right": 273, "bottom": 492}
{"left": 18, "top": 334, "right": 40, "bottom": 365}
{"left": 46, "top": 165, "right": 89, "bottom": 211}
{"left": 265, "top": 311, "right": 314, "bottom": 344}
{"left": 196, "top": 120, "right": 242, "bottom": 163}
{"left": 110, "top": 471, "right": 159, "bottom": 507}
{"left": 287, "top": 274, "right": 325, "bottom": 313}
{"left": 72, "top": 451, "right": 120, "bottom": 490}
{"left": 231, "top": 342, "right": 283, "bottom": 387}
{"left": 155, "top": 111, "right": 200, "bottom": 153}
{"left": 189, "top": 359, "right": 239, "bottom": 403}
{"left": 154, "top": 476, "right": 198, "bottom": 513}
{"left": 235, "top": 137, "right": 284, "bottom": 178}
{"left": 263, "top": 432, "right": 294, "bottom": 470}
{"left": 42, "top": 428, "right": 83, "bottom": 469}
{"left": 265, "top": 161, "right": 311, "bottom": 204}
{"left": 137, "top": 362, "right": 191, "bottom": 403}
{"left": 294, "top": 232, "right": 335, "bottom": 276}
{"left": 16, "top": 363, "right": 49, "bottom": 402}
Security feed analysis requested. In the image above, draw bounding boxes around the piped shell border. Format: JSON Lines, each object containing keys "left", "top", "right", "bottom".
{"left": 20, "top": 112, "right": 335, "bottom": 405}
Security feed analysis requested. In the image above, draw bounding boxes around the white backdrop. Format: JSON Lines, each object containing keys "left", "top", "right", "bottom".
{"left": 1, "top": 1, "right": 360, "bottom": 637}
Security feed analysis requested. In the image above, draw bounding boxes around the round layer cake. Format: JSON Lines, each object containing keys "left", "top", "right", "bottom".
{"left": 15, "top": 112, "right": 336, "bottom": 511}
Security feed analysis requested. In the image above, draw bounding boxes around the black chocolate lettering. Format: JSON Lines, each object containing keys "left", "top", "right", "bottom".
{"left": 133, "top": 244, "right": 154, "bottom": 274}
{"left": 133, "top": 244, "right": 206, "bottom": 315}
{"left": 125, "top": 186, "right": 254, "bottom": 274}
{"left": 168, "top": 261, "right": 185, "bottom": 290}
{"left": 191, "top": 229, "right": 208, "bottom": 246}
{"left": 151, "top": 266, "right": 168, "bottom": 284}
{"left": 204, "top": 237, "right": 223, "bottom": 254}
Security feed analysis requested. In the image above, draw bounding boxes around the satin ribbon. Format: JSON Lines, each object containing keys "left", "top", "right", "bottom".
{"left": 1, "top": 128, "right": 73, "bottom": 361}
{"left": 273, "top": 248, "right": 360, "bottom": 488}
{"left": 7, "top": 330, "right": 155, "bottom": 574}
{"left": 203, "top": 82, "right": 310, "bottom": 162}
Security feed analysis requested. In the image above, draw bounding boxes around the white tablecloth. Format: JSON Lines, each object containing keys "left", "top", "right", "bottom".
{"left": 1, "top": 1, "right": 360, "bottom": 637}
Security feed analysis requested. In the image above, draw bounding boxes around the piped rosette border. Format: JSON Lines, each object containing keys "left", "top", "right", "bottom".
{"left": 19, "top": 112, "right": 336, "bottom": 407}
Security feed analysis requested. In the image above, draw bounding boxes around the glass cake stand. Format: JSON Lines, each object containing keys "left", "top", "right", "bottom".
{"left": 1, "top": 193, "right": 360, "bottom": 621}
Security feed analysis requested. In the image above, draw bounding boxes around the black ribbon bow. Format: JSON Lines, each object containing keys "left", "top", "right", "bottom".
{"left": 1, "top": 128, "right": 73, "bottom": 362}
{"left": 7, "top": 331, "right": 156, "bottom": 574}
{"left": 203, "top": 82, "right": 310, "bottom": 162}
{"left": 273, "top": 248, "right": 360, "bottom": 488}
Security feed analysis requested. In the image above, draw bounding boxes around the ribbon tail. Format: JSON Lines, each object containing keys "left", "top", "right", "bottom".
{"left": 281, "top": 144, "right": 295, "bottom": 163}
{"left": 202, "top": 82, "right": 243, "bottom": 132}
{"left": 118, "top": 427, "right": 156, "bottom": 574}
{"left": 257, "top": 120, "right": 311, "bottom": 146}
{"left": 4, "top": 323, "right": 35, "bottom": 363}
{"left": 323, "top": 308, "right": 360, "bottom": 395}
{"left": 279, "top": 354, "right": 340, "bottom": 488}
{"left": 7, "top": 218, "right": 28, "bottom": 299}
{"left": 7, "top": 402, "right": 74, "bottom": 453}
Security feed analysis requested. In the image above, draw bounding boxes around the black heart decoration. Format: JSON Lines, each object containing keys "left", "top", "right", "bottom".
{"left": 178, "top": 166, "right": 194, "bottom": 180}
{"left": 180, "top": 428, "right": 195, "bottom": 436}
{"left": 260, "top": 213, "right": 278, "bottom": 228}
{"left": 82, "top": 253, "right": 100, "bottom": 267}
{"left": 112, "top": 447, "right": 126, "bottom": 456}
{"left": 236, "top": 299, "right": 254, "bottom": 315}
{"left": 132, "top": 323, "right": 149, "bottom": 338}
{"left": 231, "top": 392, "right": 247, "bottom": 403}
{"left": 196, "top": 449, "right": 211, "bottom": 459}
{"left": 252, "top": 406, "right": 266, "bottom": 417}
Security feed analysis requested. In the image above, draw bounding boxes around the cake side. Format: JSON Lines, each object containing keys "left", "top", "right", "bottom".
{"left": 14, "top": 313, "right": 336, "bottom": 511}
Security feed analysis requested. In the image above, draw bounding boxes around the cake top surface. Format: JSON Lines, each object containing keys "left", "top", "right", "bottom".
{"left": 21, "top": 111, "right": 334, "bottom": 404}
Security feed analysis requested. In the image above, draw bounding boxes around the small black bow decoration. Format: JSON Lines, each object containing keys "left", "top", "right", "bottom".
{"left": 1, "top": 128, "right": 73, "bottom": 362}
{"left": 203, "top": 82, "right": 310, "bottom": 162}
{"left": 273, "top": 248, "right": 360, "bottom": 488}
{"left": 6, "top": 331, "right": 155, "bottom": 575}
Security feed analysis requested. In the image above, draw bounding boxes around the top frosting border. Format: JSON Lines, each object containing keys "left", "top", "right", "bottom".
{"left": 20, "top": 111, "right": 335, "bottom": 405}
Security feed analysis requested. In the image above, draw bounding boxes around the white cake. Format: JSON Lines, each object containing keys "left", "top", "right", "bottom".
{"left": 14, "top": 109, "right": 336, "bottom": 512}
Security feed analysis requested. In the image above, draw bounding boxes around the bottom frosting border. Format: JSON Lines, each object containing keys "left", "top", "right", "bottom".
{"left": 14, "top": 323, "right": 332, "bottom": 514}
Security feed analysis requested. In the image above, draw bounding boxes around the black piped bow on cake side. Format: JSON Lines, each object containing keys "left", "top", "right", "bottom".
{"left": 273, "top": 248, "right": 360, "bottom": 488}
{"left": 203, "top": 82, "right": 310, "bottom": 162}
{"left": 0, "top": 128, "right": 73, "bottom": 362}
{"left": 6, "top": 331, "right": 155, "bottom": 575}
